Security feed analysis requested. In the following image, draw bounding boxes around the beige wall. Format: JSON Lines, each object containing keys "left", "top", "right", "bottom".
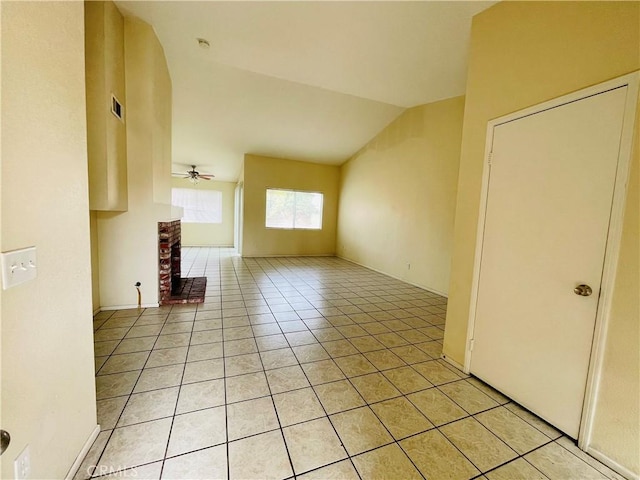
{"left": 171, "top": 178, "right": 236, "bottom": 246}
{"left": 1, "top": 2, "right": 97, "bottom": 478}
{"left": 337, "top": 97, "right": 463, "bottom": 294}
{"left": 96, "top": 16, "right": 174, "bottom": 308}
{"left": 90, "top": 211, "right": 101, "bottom": 313}
{"left": 443, "top": 1, "right": 639, "bottom": 473}
{"left": 242, "top": 154, "right": 339, "bottom": 256}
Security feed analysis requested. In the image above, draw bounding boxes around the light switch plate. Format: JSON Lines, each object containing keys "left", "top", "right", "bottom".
{"left": 1, "top": 247, "right": 37, "bottom": 290}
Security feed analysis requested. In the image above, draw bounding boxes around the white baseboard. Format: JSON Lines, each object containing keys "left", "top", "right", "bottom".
{"left": 65, "top": 424, "right": 100, "bottom": 480}
{"left": 100, "top": 303, "right": 159, "bottom": 311}
{"left": 93, "top": 307, "right": 101, "bottom": 316}
{"left": 241, "top": 253, "right": 335, "bottom": 258}
{"left": 587, "top": 446, "right": 639, "bottom": 480}
{"left": 336, "top": 255, "right": 449, "bottom": 298}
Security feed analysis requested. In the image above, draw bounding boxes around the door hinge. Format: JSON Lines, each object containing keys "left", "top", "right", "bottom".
{"left": 469, "top": 339, "right": 475, "bottom": 352}
{"left": 488, "top": 152, "right": 493, "bottom": 165}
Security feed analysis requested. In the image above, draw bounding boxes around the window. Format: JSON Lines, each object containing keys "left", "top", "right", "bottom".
{"left": 265, "top": 189, "right": 323, "bottom": 230}
{"left": 171, "top": 188, "right": 222, "bottom": 223}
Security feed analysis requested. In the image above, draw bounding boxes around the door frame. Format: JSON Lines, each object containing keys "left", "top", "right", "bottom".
{"left": 463, "top": 71, "right": 639, "bottom": 447}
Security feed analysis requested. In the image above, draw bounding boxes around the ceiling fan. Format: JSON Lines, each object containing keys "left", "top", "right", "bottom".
{"left": 171, "top": 165, "right": 215, "bottom": 184}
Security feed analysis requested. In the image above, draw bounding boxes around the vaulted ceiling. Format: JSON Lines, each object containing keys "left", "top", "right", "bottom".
{"left": 116, "top": 1, "right": 496, "bottom": 182}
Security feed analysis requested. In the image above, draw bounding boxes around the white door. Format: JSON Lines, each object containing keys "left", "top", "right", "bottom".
{"left": 470, "top": 86, "right": 629, "bottom": 438}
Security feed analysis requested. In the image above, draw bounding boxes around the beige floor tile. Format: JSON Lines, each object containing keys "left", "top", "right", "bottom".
{"left": 334, "top": 354, "right": 377, "bottom": 377}
{"left": 336, "top": 324, "right": 368, "bottom": 338}
{"left": 97, "top": 396, "right": 128, "bottom": 430}
{"left": 292, "top": 344, "right": 330, "bottom": 363}
{"left": 349, "top": 335, "right": 387, "bottom": 353}
{"left": 225, "top": 371, "right": 270, "bottom": 403}
{"left": 416, "top": 341, "right": 443, "bottom": 358}
{"left": 310, "top": 327, "right": 344, "bottom": 342}
{"left": 554, "top": 437, "right": 626, "bottom": 480}
{"left": 98, "top": 351, "right": 150, "bottom": 376}
{"left": 391, "top": 345, "right": 432, "bottom": 364}
{"left": 176, "top": 378, "right": 225, "bottom": 414}
{"left": 265, "top": 365, "right": 310, "bottom": 394}
{"left": 398, "top": 329, "right": 431, "bottom": 344}
{"left": 313, "top": 380, "right": 366, "bottom": 414}
{"left": 229, "top": 430, "right": 293, "bottom": 479}
{"left": 96, "top": 371, "right": 140, "bottom": 400}
{"left": 224, "top": 353, "right": 263, "bottom": 377}
{"left": 375, "top": 332, "right": 410, "bottom": 348}
{"left": 440, "top": 417, "right": 517, "bottom": 472}
{"left": 412, "top": 360, "right": 463, "bottom": 385}
{"left": 350, "top": 372, "right": 402, "bottom": 403}
{"left": 475, "top": 406, "right": 551, "bottom": 454}
{"left": 301, "top": 359, "right": 346, "bottom": 385}
{"left": 260, "top": 347, "right": 298, "bottom": 370}
{"left": 192, "top": 330, "right": 224, "bottom": 346}
{"left": 352, "top": 444, "right": 423, "bottom": 480}
{"left": 94, "top": 340, "right": 120, "bottom": 357}
{"left": 466, "top": 377, "right": 511, "bottom": 404}
{"left": 364, "top": 350, "right": 406, "bottom": 371}
{"left": 146, "top": 346, "right": 188, "bottom": 368}
{"left": 279, "top": 320, "right": 308, "bottom": 333}
{"left": 330, "top": 406, "right": 393, "bottom": 455}
{"left": 256, "top": 334, "right": 289, "bottom": 352}
{"left": 504, "top": 403, "right": 563, "bottom": 439}
{"left": 252, "top": 323, "right": 282, "bottom": 337}
{"left": 370, "top": 397, "right": 434, "bottom": 440}
{"left": 118, "top": 387, "right": 179, "bottom": 427}
{"left": 160, "top": 321, "right": 193, "bottom": 336}
{"left": 167, "top": 406, "right": 226, "bottom": 456}
{"left": 162, "top": 445, "right": 227, "bottom": 480}
{"left": 285, "top": 331, "right": 318, "bottom": 346}
{"left": 95, "top": 327, "right": 130, "bottom": 342}
{"left": 193, "top": 319, "right": 223, "bottom": 331}
{"left": 155, "top": 333, "right": 191, "bottom": 349}
{"left": 284, "top": 417, "right": 348, "bottom": 474}
{"left": 525, "top": 443, "right": 608, "bottom": 480}
{"left": 134, "top": 364, "right": 184, "bottom": 393}
{"left": 383, "top": 366, "right": 432, "bottom": 394}
{"left": 361, "top": 323, "right": 392, "bottom": 335}
{"left": 227, "top": 396, "right": 279, "bottom": 441}
{"left": 97, "top": 418, "right": 172, "bottom": 471}
{"left": 407, "top": 388, "right": 468, "bottom": 426}
{"left": 182, "top": 358, "right": 224, "bottom": 383}
{"left": 73, "top": 430, "right": 110, "bottom": 480}
{"left": 223, "top": 326, "right": 254, "bottom": 341}
{"left": 486, "top": 458, "right": 548, "bottom": 480}
{"left": 187, "top": 342, "right": 223, "bottom": 362}
{"left": 113, "top": 337, "right": 157, "bottom": 355}
{"left": 439, "top": 380, "right": 499, "bottom": 414}
{"left": 296, "top": 460, "right": 359, "bottom": 480}
{"left": 321, "top": 339, "right": 359, "bottom": 358}
{"left": 273, "top": 387, "right": 325, "bottom": 427}
{"left": 401, "top": 429, "right": 480, "bottom": 480}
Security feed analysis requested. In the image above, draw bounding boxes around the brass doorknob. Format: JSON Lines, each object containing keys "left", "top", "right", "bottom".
{"left": 574, "top": 284, "right": 593, "bottom": 296}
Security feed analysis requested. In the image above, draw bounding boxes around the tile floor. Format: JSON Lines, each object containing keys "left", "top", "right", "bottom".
{"left": 78, "top": 248, "right": 625, "bottom": 480}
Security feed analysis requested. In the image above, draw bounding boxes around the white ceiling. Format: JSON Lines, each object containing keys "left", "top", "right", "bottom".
{"left": 116, "top": 1, "right": 495, "bottom": 182}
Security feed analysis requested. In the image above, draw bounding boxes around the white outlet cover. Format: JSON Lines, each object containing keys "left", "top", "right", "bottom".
{"left": 14, "top": 445, "right": 31, "bottom": 480}
{"left": 1, "top": 247, "right": 37, "bottom": 290}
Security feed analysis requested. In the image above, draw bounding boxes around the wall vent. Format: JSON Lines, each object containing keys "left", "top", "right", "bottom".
{"left": 111, "top": 94, "right": 124, "bottom": 122}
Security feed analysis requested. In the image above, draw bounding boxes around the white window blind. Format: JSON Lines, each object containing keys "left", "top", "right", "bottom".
{"left": 171, "top": 188, "right": 222, "bottom": 224}
{"left": 265, "top": 189, "right": 323, "bottom": 230}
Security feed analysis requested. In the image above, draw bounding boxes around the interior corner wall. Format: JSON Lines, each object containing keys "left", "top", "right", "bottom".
{"left": 337, "top": 96, "right": 464, "bottom": 295}
{"left": 242, "top": 154, "right": 339, "bottom": 256}
{"left": 90, "top": 210, "right": 101, "bottom": 313}
{"left": 1, "top": 2, "right": 97, "bottom": 478}
{"left": 171, "top": 178, "right": 236, "bottom": 246}
{"left": 96, "top": 15, "right": 173, "bottom": 309}
{"left": 443, "top": 1, "right": 639, "bottom": 474}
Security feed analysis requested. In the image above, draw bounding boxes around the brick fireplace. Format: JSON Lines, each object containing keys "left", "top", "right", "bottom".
{"left": 158, "top": 220, "right": 206, "bottom": 305}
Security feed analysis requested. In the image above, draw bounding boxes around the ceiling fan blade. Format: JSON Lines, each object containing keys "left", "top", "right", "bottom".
{"left": 199, "top": 176, "right": 212, "bottom": 180}
{"left": 171, "top": 172, "right": 187, "bottom": 177}
{"left": 199, "top": 175, "right": 215, "bottom": 179}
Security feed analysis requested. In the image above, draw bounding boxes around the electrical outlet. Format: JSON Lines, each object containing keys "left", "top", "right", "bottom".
{"left": 14, "top": 445, "right": 31, "bottom": 480}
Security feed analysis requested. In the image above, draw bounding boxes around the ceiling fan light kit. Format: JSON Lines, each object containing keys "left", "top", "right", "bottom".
{"left": 172, "top": 164, "right": 215, "bottom": 184}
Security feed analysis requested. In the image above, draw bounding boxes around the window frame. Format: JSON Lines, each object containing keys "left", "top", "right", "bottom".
{"left": 265, "top": 187, "right": 324, "bottom": 230}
